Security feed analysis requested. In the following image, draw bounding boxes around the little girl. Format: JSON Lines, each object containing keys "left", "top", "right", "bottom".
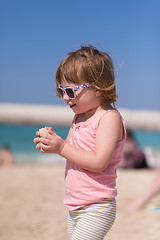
{"left": 34, "top": 45, "right": 126, "bottom": 239}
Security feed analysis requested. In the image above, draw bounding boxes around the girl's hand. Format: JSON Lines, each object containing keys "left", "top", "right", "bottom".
{"left": 33, "top": 127, "right": 65, "bottom": 154}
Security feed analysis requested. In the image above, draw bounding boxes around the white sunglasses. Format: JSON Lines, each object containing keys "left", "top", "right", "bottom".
{"left": 56, "top": 83, "right": 91, "bottom": 99}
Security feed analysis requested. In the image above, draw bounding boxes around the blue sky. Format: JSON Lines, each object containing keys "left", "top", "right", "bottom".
{"left": 1, "top": 0, "right": 160, "bottom": 110}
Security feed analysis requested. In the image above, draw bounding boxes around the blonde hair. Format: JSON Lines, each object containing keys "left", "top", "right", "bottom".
{"left": 56, "top": 45, "right": 118, "bottom": 106}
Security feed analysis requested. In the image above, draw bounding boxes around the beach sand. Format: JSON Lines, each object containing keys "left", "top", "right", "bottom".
{"left": 0, "top": 164, "right": 160, "bottom": 240}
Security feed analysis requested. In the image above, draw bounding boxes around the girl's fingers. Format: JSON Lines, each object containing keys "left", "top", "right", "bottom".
{"left": 40, "top": 137, "right": 50, "bottom": 146}
{"left": 40, "top": 144, "right": 51, "bottom": 153}
{"left": 48, "top": 127, "right": 56, "bottom": 135}
{"left": 39, "top": 131, "right": 55, "bottom": 140}
{"left": 36, "top": 127, "right": 56, "bottom": 139}
{"left": 36, "top": 142, "right": 49, "bottom": 152}
{"left": 36, "top": 143, "right": 42, "bottom": 149}
{"left": 36, "top": 131, "right": 40, "bottom": 137}
{"left": 33, "top": 137, "right": 40, "bottom": 144}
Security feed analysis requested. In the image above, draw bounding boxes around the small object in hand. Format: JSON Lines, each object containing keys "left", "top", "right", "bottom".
{"left": 39, "top": 127, "right": 49, "bottom": 134}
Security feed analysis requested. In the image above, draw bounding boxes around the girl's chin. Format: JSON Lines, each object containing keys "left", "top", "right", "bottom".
{"left": 70, "top": 106, "right": 82, "bottom": 114}
{"left": 69, "top": 104, "right": 85, "bottom": 115}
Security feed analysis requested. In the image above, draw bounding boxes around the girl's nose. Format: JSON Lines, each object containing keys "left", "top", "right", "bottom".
{"left": 63, "top": 92, "right": 70, "bottom": 101}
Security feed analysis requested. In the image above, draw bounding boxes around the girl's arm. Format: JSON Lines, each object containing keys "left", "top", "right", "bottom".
{"left": 34, "top": 112, "right": 123, "bottom": 172}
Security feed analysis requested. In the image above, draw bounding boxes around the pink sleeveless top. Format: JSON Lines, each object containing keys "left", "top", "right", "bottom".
{"left": 64, "top": 109, "right": 126, "bottom": 211}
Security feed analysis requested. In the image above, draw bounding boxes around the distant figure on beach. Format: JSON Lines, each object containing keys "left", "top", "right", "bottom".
{"left": 118, "top": 129, "right": 148, "bottom": 169}
{"left": 34, "top": 45, "right": 126, "bottom": 239}
{"left": 0, "top": 145, "right": 14, "bottom": 166}
{"left": 123, "top": 169, "right": 160, "bottom": 212}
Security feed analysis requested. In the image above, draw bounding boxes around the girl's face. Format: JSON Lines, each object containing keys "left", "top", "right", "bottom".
{"left": 59, "top": 80, "right": 102, "bottom": 116}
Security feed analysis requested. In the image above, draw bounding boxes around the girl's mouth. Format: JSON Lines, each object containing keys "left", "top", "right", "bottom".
{"left": 70, "top": 104, "right": 76, "bottom": 109}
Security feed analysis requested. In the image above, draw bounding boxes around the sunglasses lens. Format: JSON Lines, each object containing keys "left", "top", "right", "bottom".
{"left": 66, "top": 88, "right": 75, "bottom": 98}
{"left": 56, "top": 88, "right": 63, "bottom": 98}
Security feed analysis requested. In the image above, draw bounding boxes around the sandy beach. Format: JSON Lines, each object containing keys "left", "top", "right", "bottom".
{"left": 0, "top": 164, "right": 160, "bottom": 240}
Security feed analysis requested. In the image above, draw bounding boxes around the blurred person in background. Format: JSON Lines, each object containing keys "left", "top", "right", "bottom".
{"left": 0, "top": 144, "right": 14, "bottom": 166}
{"left": 118, "top": 129, "right": 149, "bottom": 169}
{"left": 123, "top": 169, "right": 160, "bottom": 212}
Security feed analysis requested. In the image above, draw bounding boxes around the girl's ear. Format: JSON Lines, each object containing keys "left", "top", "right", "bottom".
{"left": 95, "top": 90, "right": 101, "bottom": 97}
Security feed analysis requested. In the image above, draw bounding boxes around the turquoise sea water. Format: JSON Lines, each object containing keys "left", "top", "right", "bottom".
{"left": 0, "top": 123, "right": 160, "bottom": 164}
{"left": 0, "top": 124, "right": 69, "bottom": 164}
